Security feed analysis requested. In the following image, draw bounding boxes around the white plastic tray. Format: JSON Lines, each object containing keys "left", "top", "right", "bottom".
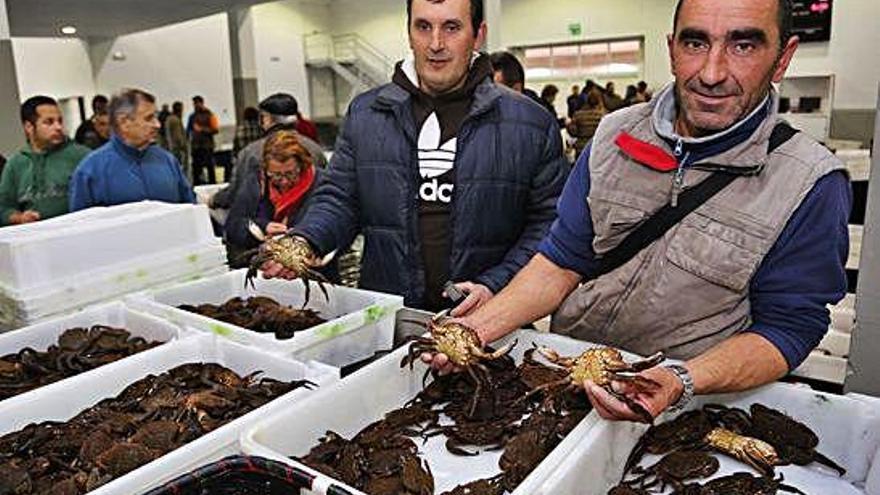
{"left": 128, "top": 269, "right": 403, "bottom": 367}
{"left": 241, "top": 330, "right": 639, "bottom": 494}
{"left": 0, "top": 264, "right": 230, "bottom": 332}
{"left": 0, "top": 301, "right": 182, "bottom": 404}
{"left": 537, "top": 383, "right": 880, "bottom": 495}
{"left": 0, "top": 202, "right": 217, "bottom": 292}
{"left": 0, "top": 333, "right": 338, "bottom": 495}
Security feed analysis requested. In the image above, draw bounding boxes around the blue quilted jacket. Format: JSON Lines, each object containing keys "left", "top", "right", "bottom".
{"left": 294, "top": 78, "right": 568, "bottom": 307}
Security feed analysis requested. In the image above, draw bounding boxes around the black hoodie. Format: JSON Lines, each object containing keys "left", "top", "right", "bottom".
{"left": 391, "top": 54, "right": 493, "bottom": 311}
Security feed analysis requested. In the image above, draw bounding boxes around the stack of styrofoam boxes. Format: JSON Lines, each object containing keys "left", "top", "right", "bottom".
{"left": 794, "top": 146, "right": 871, "bottom": 385}
{"left": 0, "top": 201, "right": 228, "bottom": 331}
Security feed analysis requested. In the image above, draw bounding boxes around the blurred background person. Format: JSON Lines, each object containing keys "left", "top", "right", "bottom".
{"left": 188, "top": 95, "right": 219, "bottom": 185}
{"left": 233, "top": 106, "right": 262, "bottom": 157}
{"left": 74, "top": 94, "right": 110, "bottom": 149}
{"left": 165, "top": 101, "right": 190, "bottom": 183}
{"left": 0, "top": 96, "right": 90, "bottom": 226}
{"left": 567, "top": 84, "right": 582, "bottom": 118}
{"left": 567, "top": 89, "right": 606, "bottom": 159}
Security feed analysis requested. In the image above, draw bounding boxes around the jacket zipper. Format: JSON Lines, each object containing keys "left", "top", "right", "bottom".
{"left": 670, "top": 138, "right": 688, "bottom": 208}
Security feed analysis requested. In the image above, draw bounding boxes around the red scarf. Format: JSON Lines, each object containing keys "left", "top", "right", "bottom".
{"left": 266, "top": 165, "right": 315, "bottom": 223}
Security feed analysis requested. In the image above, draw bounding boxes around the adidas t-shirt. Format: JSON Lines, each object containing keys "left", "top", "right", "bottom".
{"left": 392, "top": 55, "right": 492, "bottom": 310}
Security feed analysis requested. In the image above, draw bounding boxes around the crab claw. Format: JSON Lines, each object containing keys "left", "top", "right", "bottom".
{"left": 706, "top": 427, "right": 779, "bottom": 476}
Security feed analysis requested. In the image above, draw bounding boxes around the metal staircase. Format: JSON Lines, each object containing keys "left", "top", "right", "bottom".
{"left": 304, "top": 33, "right": 393, "bottom": 116}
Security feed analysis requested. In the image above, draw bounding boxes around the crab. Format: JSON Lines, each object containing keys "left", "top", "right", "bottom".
{"left": 243, "top": 229, "right": 336, "bottom": 306}
{"left": 625, "top": 450, "right": 720, "bottom": 492}
{"left": 400, "top": 310, "right": 517, "bottom": 417}
{"left": 525, "top": 345, "right": 665, "bottom": 423}
{"left": 705, "top": 427, "right": 779, "bottom": 476}
{"left": 749, "top": 403, "right": 846, "bottom": 476}
{"left": 700, "top": 472, "right": 806, "bottom": 495}
{"left": 441, "top": 474, "right": 505, "bottom": 495}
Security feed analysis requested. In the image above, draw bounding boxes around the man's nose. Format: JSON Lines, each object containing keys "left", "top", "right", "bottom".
{"left": 698, "top": 46, "right": 730, "bottom": 88}
{"left": 430, "top": 29, "right": 445, "bottom": 52}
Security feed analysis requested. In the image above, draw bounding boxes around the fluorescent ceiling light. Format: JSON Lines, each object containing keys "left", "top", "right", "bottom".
{"left": 60, "top": 25, "right": 77, "bottom": 35}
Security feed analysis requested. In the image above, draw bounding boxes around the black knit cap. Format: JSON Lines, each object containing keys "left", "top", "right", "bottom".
{"left": 258, "top": 93, "right": 298, "bottom": 116}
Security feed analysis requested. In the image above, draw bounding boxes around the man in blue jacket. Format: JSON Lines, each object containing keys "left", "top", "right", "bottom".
{"left": 263, "top": 0, "right": 567, "bottom": 313}
{"left": 69, "top": 88, "right": 195, "bottom": 211}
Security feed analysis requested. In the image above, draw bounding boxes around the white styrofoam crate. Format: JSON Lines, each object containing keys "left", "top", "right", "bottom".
{"left": 127, "top": 269, "right": 403, "bottom": 367}
{"left": 240, "top": 330, "right": 636, "bottom": 495}
{"left": 539, "top": 383, "right": 880, "bottom": 495}
{"left": 0, "top": 266, "right": 228, "bottom": 332}
{"left": 0, "top": 301, "right": 182, "bottom": 404}
{"left": 793, "top": 352, "right": 849, "bottom": 384}
{"left": 0, "top": 333, "right": 338, "bottom": 495}
{"left": 0, "top": 202, "right": 216, "bottom": 293}
{"left": 836, "top": 149, "right": 872, "bottom": 181}
{"left": 848, "top": 225, "right": 863, "bottom": 270}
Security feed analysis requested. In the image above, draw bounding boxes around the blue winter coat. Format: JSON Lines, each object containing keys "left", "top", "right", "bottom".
{"left": 294, "top": 78, "right": 568, "bottom": 307}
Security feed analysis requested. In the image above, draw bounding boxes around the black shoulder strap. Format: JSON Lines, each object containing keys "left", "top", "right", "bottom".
{"left": 594, "top": 122, "right": 797, "bottom": 277}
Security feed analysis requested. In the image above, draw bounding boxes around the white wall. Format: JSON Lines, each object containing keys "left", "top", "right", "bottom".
{"left": 0, "top": 0, "right": 10, "bottom": 40}
{"left": 786, "top": 0, "right": 880, "bottom": 110}
{"left": 11, "top": 38, "right": 96, "bottom": 100}
{"left": 250, "top": 0, "right": 331, "bottom": 114}
{"left": 329, "top": 0, "right": 408, "bottom": 62}
{"left": 91, "top": 14, "right": 236, "bottom": 126}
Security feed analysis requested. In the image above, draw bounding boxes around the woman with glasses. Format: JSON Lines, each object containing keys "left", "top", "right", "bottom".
{"left": 225, "top": 130, "right": 322, "bottom": 265}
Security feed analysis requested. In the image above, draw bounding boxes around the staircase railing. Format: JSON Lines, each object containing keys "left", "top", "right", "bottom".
{"left": 304, "top": 32, "right": 393, "bottom": 87}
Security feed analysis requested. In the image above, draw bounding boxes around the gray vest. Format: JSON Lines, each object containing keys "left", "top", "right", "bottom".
{"left": 551, "top": 97, "right": 846, "bottom": 359}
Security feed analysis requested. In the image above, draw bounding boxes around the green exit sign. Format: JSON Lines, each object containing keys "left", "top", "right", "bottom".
{"left": 568, "top": 22, "right": 583, "bottom": 37}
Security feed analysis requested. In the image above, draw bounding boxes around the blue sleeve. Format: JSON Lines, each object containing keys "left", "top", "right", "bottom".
{"left": 537, "top": 146, "right": 598, "bottom": 277}
{"left": 747, "top": 171, "right": 852, "bottom": 370}
{"left": 68, "top": 161, "right": 95, "bottom": 212}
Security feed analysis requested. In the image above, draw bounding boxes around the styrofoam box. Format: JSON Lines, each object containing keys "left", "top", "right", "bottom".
{"left": 127, "top": 269, "right": 403, "bottom": 367}
{"left": 848, "top": 225, "right": 863, "bottom": 270}
{"left": 0, "top": 201, "right": 216, "bottom": 292}
{"left": 793, "top": 352, "right": 848, "bottom": 385}
{"left": 538, "top": 383, "right": 880, "bottom": 495}
{"left": 0, "top": 266, "right": 230, "bottom": 333}
{"left": 241, "top": 330, "right": 640, "bottom": 495}
{"left": 0, "top": 301, "right": 181, "bottom": 403}
{"left": 0, "top": 333, "right": 338, "bottom": 495}
{"left": 836, "top": 149, "right": 872, "bottom": 182}
{"left": 832, "top": 294, "right": 856, "bottom": 334}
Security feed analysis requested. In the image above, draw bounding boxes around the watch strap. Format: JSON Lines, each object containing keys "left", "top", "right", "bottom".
{"left": 665, "top": 364, "right": 695, "bottom": 413}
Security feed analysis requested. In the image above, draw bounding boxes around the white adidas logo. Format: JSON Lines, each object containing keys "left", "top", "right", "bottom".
{"left": 418, "top": 113, "right": 456, "bottom": 203}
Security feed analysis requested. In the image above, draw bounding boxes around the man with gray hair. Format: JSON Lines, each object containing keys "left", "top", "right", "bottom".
{"left": 69, "top": 88, "right": 195, "bottom": 211}
{"left": 210, "top": 93, "right": 326, "bottom": 211}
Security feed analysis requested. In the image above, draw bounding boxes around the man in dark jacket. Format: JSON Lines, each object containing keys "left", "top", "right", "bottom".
{"left": 263, "top": 0, "right": 567, "bottom": 314}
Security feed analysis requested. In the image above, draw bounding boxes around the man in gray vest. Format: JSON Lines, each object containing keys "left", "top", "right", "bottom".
{"left": 426, "top": 0, "right": 851, "bottom": 422}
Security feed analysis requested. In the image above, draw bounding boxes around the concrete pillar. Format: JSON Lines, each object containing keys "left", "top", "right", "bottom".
{"left": 483, "top": 0, "right": 503, "bottom": 52}
{"left": 845, "top": 85, "right": 880, "bottom": 397}
{"left": 227, "top": 7, "right": 259, "bottom": 120}
{"left": 0, "top": 0, "right": 24, "bottom": 156}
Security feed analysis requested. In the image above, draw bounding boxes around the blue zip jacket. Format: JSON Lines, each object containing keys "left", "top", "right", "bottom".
{"left": 294, "top": 78, "right": 568, "bottom": 307}
{"left": 69, "top": 134, "right": 195, "bottom": 211}
{"left": 539, "top": 103, "right": 851, "bottom": 369}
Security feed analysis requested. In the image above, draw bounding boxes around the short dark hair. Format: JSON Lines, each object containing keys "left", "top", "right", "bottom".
{"left": 243, "top": 107, "right": 260, "bottom": 121}
{"left": 541, "top": 84, "right": 559, "bottom": 100}
{"left": 406, "top": 0, "right": 484, "bottom": 36}
{"left": 637, "top": 80, "right": 648, "bottom": 92}
{"left": 109, "top": 88, "right": 156, "bottom": 131}
{"left": 20, "top": 96, "right": 58, "bottom": 125}
{"left": 172, "top": 101, "right": 184, "bottom": 114}
{"left": 192, "top": 95, "right": 204, "bottom": 104}
{"left": 91, "top": 94, "right": 108, "bottom": 113}
{"left": 673, "top": 0, "right": 793, "bottom": 48}
{"left": 489, "top": 51, "right": 525, "bottom": 87}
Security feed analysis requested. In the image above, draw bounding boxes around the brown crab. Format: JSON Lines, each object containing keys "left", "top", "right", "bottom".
{"left": 526, "top": 345, "right": 665, "bottom": 423}
{"left": 700, "top": 472, "right": 806, "bottom": 495}
{"left": 400, "top": 310, "right": 517, "bottom": 417}
{"left": 440, "top": 474, "right": 505, "bottom": 495}
{"left": 749, "top": 403, "right": 846, "bottom": 475}
{"left": 626, "top": 450, "right": 720, "bottom": 492}
{"left": 243, "top": 231, "right": 335, "bottom": 305}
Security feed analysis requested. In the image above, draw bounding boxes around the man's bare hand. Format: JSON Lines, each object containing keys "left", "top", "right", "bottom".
{"left": 265, "top": 222, "right": 288, "bottom": 236}
{"left": 9, "top": 210, "right": 41, "bottom": 225}
{"left": 584, "top": 366, "right": 684, "bottom": 423}
{"left": 448, "top": 282, "right": 493, "bottom": 317}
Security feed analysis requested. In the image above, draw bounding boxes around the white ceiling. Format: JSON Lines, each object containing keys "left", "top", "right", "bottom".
{"left": 6, "top": 0, "right": 282, "bottom": 38}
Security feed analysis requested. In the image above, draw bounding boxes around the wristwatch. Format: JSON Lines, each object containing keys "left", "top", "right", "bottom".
{"left": 664, "top": 364, "right": 695, "bottom": 413}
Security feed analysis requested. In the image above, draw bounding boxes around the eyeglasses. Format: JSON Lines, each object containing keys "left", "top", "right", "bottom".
{"left": 265, "top": 170, "right": 300, "bottom": 182}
